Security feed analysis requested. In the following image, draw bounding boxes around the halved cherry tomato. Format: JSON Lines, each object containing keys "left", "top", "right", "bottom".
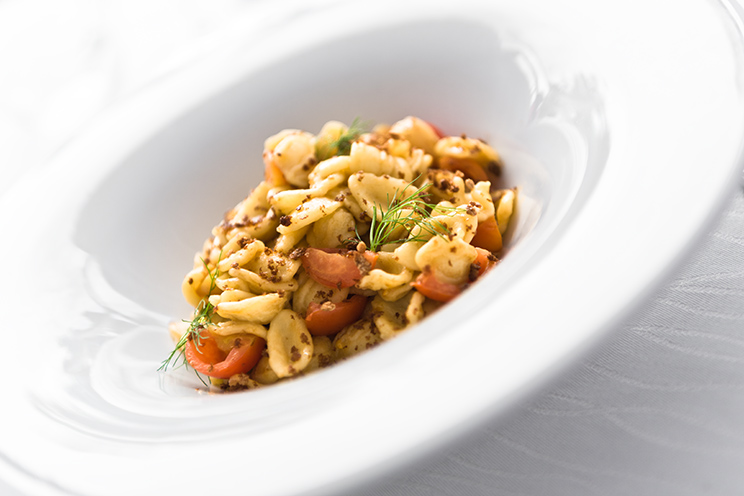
{"left": 411, "top": 270, "right": 462, "bottom": 303}
{"left": 301, "top": 248, "right": 378, "bottom": 289}
{"left": 470, "top": 216, "right": 503, "bottom": 252}
{"left": 439, "top": 156, "right": 489, "bottom": 182}
{"left": 472, "top": 247, "right": 497, "bottom": 279}
{"left": 305, "top": 295, "right": 368, "bottom": 336}
{"left": 184, "top": 331, "right": 265, "bottom": 379}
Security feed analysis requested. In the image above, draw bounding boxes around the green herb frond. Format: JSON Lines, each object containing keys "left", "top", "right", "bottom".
{"left": 158, "top": 252, "right": 222, "bottom": 386}
{"left": 363, "top": 179, "right": 465, "bottom": 252}
{"left": 317, "top": 117, "right": 370, "bottom": 160}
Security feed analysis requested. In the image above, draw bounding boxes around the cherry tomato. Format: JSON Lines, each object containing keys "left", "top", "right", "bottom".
{"left": 411, "top": 270, "right": 462, "bottom": 303}
{"left": 304, "top": 295, "right": 368, "bottom": 336}
{"left": 301, "top": 248, "right": 377, "bottom": 289}
{"left": 185, "top": 331, "right": 265, "bottom": 379}
{"left": 439, "top": 156, "right": 489, "bottom": 182}
{"left": 470, "top": 216, "right": 503, "bottom": 252}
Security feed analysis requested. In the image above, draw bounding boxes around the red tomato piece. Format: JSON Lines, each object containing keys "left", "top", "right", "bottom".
{"left": 411, "top": 270, "right": 463, "bottom": 303}
{"left": 305, "top": 295, "right": 368, "bottom": 336}
{"left": 439, "top": 156, "right": 489, "bottom": 182}
{"left": 470, "top": 216, "right": 503, "bottom": 252}
{"left": 185, "top": 331, "right": 265, "bottom": 379}
{"left": 301, "top": 248, "right": 376, "bottom": 289}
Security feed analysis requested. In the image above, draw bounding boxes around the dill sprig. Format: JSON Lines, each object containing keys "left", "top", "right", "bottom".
{"left": 317, "top": 117, "right": 369, "bottom": 160}
{"left": 158, "top": 254, "right": 221, "bottom": 386}
{"left": 363, "top": 180, "right": 462, "bottom": 252}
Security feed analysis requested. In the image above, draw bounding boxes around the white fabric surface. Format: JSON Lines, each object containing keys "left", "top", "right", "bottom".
{"left": 1, "top": 1, "right": 742, "bottom": 495}
{"left": 358, "top": 188, "right": 744, "bottom": 496}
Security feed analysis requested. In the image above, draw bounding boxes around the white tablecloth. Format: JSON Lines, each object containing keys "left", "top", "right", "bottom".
{"left": 1, "top": 1, "right": 742, "bottom": 494}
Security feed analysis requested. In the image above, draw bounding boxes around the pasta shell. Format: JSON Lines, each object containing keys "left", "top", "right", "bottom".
{"left": 264, "top": 130, "right": 317, "bottom": 188}
{"left": 302, "top": 335, "right": 337, "bottom": 373}
{"left": 267, "top": 309, "right": 314, "bottom": 378}
{"left": 213, "top": 292, "right": 288, "bottom": 324}
{"left": 209, "top": 321, "right": 268, "bottom": 340}
{"left": 388, "top": 116, "right": 440, "bottom": 155}
{"left": 494, "top": 188, "right": 517, "bottom": 235}
{"left": 333, "top": 320, "right": 382, "bottom": 359}
{"left": 414, "top": 236, "right": 477, "bottom": 286}
{"left": 276, "top": 197, "right": 343, "bottom": 234}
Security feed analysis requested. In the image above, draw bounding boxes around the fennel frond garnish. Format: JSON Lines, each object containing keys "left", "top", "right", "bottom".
{"left": 363, "top": 181, "right": 461, "bottom": 252}
{"left": 158, "top": 255, "right": 221, "bottom": 385}
{"left": 317, "top": 117, "right": 369, "bottom": 160}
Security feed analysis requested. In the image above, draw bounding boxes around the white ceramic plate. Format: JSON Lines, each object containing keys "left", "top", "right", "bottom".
{"left": 2, "top": 1, "right": 744, "bottom": 495}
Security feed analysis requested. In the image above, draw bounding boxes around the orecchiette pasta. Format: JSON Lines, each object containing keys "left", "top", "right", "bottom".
{"left": 160, "top": 116, "right": 517, "bottom": 391}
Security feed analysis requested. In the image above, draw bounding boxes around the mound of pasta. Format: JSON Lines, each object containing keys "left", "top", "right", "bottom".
{"left": 160, "top": 116, "right": 517, "bottom": 390}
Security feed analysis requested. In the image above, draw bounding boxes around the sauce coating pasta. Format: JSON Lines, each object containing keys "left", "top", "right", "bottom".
{"left": 160, "top": 116, "right": 517, "bottom": 390}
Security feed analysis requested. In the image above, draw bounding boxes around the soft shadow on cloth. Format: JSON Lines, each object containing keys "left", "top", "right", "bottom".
{"left": 359, "top": 189, "right": 744, "bottom": 496}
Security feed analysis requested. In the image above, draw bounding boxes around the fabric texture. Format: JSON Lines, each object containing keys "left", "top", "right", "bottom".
{"left": 360, "top": 188, "right": 744, "bottom": 496}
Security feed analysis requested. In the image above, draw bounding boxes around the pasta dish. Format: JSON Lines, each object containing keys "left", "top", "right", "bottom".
{"left": 160, "top": 117, "right": 516, "bottom": 390}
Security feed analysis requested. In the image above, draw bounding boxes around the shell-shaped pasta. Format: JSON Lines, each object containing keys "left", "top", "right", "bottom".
{"left": 251, "top": 356, "right": 279, "bottom": 385}
{"left": 227, "top": 181, "right": 272, "bottom": 225}
{"left": 426, "top": 169, "right": 467, "bottom": 204}
{"left": 379, "top": 282, "right": 413, "bottom": 302}
{"left": 212, "top": 292, "right": 288, "bottom": 324}
{"left": 226, "top": 374, "right": 261, "bottom": 390}
{"left": 349, "top": 141, "right": 432, "bottom": 182}
{"left": 357, "top": 252, "right": 413, "bottom": 292}
{"left": 264, "top": 130, "right": 316, "bottom": 188}
{"left": 216, "top": 288, "right": 256, "bottom": 302}
{"left": 228, "top": 266, "right": 298, "bottom": 293}
{"left": 392, "top": 241, "right": 425, "bottom": 272}
{"left": 384, "top": 138, "right": 412, "bottom": 159}
{"left": 405, "top": 291, "right": 427, "bottom": 326}
{"left": 315, "top": 121, "right": 349, "bottom": 161}
{"left": 306, "top": 207, "right": 357, "bottom": 248}
{"left": 308, "top": 155, "right": 352, "bottom": 185}
{"left": 358, "top": 268, "right": 413, "bottom": 291}
{"left": 215, "top": 276, "right": 251, "bottom": 293}
{"left": 494, "top": 188, "right": 517, "bottom": 235}
{"left": 210, "top": 321, "right": 268, "bottom": 339}
{"left": 182, "top": 266, "right": 209, "bottom": 307}
{"left": 269, "top": 172, "right": 346, "bottom": 215}
{"left": 389, "top": 116, "right": 441, "bottom": 155}
{"left": 337, "top": 187, "right": 369, "bottom": 223}
{"left": 370, "top": 292, "right": 425, "bottom": 340}
{"left": 292, "top": 276, "right": 349, "bottom": 315}
{"left": 349, "top": 141, "right": 401, "bottom": 177}
{"left": 426, "top": 206, "right": 479, "bottom": 243}
{"left": 276, "top": 197, "right": 343, "bottom": 234}
{"left": 216, "top": 238, "right": 265, "bottom": 273}
{"left": 415, "top": 236, "right": 477, "bottom": 286}
{"left": 434, "top": 135, "right": 501, "bottom": 169}
{"left": 267, "top": 309, "right": 314, "bottom": 378}
{"left": 245, "top": 248, "right": 302, "bottom": 283}
{"left": 274, "top": 226, "right": 310, "bottom": 254}
{"left": 333, "top": 320, "right": 382, "bottom": 359}
{"left": 226, "top": 181, "right": 280, "bottom": 241}
{"left": 470, "top": 181, "right": 495, "bottom": 223}
{"left": 303, "top": 335, "right": 336, "bottom": 373}
{"left": 348, "top": 172, "right": 418, "bottom": 221}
